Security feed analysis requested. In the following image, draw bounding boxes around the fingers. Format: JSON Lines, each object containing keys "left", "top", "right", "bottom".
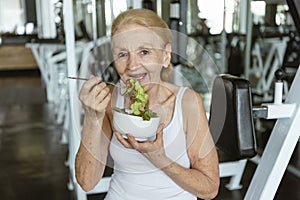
{"left": 115, "top": 123, "right": 165, "bottom": 152}
{"left": 85, "top": 76, "right": 101, "bottom": 92}
{"left": 115, "top": 131, "right": 145, "bottom": 150}
{"left": 79, "top": 76, "right": 99, "bottom": 99}
{"left": 114, "top": 131, "right": 133, "bottom": 149}
{"left": 156, "top": 123, "right": 165, "bottom": 138}
{"left": 92, "top": 87, "right": 111, "bottom": 113}
{"left": 126, "top": 134, "right": 141, "bottom": 149}
{"left": 79, "top": 76, "right": 111, "bottom": 114}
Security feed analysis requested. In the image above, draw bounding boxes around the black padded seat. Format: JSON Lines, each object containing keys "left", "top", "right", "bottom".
{"left": 209, "top": 74, "right": 257, "bottom": 160}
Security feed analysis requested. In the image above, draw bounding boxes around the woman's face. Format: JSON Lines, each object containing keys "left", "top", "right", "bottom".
{"left": 111, "top": 23, "right": 171, "bottom": 85}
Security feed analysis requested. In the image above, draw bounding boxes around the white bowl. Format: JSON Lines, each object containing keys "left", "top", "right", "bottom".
{"left": 113, "top": 110, "right": 160, "bottom": 141}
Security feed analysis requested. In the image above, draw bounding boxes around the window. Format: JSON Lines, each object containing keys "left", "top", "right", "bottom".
{"left": 0, "top": 0, "right": 25, "bottom": 34}
{"left": 197, "top": 0, "right": 236, "bottom": 34}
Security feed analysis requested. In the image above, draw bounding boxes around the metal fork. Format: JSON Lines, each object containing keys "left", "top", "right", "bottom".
{"left": 67, "top": 76, "right": 121, "bottom": 88}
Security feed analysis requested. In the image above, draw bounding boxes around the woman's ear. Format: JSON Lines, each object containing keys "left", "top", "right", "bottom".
{"left": 163, "top": 43, "right": 172, "bottom": 68}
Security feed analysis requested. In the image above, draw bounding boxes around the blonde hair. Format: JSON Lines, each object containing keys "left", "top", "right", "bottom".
{"left": 111, "top": 9, "right": 173, "bottom": 81}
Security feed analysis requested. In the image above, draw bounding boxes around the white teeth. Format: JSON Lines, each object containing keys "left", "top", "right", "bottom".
{"left": 131, "top": 74, "right": 145, "bottom": 80}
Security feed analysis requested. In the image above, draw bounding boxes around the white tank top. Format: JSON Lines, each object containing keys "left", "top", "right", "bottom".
{"left": 105, "top": 87, "right": 196, "bottom": 200}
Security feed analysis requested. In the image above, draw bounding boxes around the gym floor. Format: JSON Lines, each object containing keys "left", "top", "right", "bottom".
{"left": 0, "top": 70, "right": 299, "bottom": 200}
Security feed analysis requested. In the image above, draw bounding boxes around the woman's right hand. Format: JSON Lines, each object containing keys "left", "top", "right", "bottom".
{"left": 79, "top": 75, "right": 111, "bottom": 120}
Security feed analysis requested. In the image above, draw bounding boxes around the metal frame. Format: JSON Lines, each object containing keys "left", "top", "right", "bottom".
{"left": 286, "top": 0, "right": 300, "bottom": 34}
{"left": 35, "top": 0, "right": 57, "bottom": 39}
{"left": 64, "top": 1, "right": 112, "bottom": 199}
{"left": 25, "top": 43, "right": 65, "bottom": 102}
{"left": 245, "top": 66, "right": 300, "bottom": 199}
{"left": 251, "top": 38, "right": 288, "bottom": 101}
{"left": 219, "top": 160, "right": 248, "bottom": 190}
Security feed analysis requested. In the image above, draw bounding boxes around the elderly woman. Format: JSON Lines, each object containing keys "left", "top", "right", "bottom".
{"left": 75, "top": 8, "right": 219, "bottom": 200}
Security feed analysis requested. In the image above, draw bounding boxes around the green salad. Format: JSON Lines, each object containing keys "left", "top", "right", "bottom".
{"left": 113, "top": 78, "right": 158, "bottom": 121}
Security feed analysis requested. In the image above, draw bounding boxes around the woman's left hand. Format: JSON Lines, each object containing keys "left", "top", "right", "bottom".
{"left": 115, "top": 123, "right": 171, "bottom": 168}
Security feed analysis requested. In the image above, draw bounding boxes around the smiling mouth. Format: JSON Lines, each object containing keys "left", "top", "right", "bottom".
{"left": 129, "top": 73, "right": 147, "bottom": 82}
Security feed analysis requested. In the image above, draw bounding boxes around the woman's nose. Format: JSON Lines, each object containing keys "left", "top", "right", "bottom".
{"left": 127, "top": 52, "right": 139, "bottom": 70}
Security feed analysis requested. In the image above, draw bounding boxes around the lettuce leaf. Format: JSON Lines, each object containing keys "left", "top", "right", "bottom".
{"left": 115, "top": 78, "right": 158, "bottom": 121}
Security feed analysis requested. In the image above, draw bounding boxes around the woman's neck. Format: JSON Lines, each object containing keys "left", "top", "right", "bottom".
{"left": 146, "top": 82, "right": 176, "bottom": 106}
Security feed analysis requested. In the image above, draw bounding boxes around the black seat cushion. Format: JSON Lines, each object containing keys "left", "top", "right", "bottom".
{"left": 209, "top": 74, "right": 257, "bottom": 160}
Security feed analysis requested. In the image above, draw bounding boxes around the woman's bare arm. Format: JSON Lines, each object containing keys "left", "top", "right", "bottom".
{"left": 75, "top": 76, "right": 113, "bottom": 191}
{"left": 160, "top": 89, "right": 219, "bottom": 199}
{"left": 75, "top": 113, "right": 112, "bottom": 191}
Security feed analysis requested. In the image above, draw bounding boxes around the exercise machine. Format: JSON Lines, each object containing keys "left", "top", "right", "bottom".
{"left": 211, "top": 1, "right": 300, "bottom": 199}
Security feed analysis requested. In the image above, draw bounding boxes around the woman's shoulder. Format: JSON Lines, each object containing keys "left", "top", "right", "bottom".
{"left": 181, "top": 88, "right": 205, "bottom": 116}
{"left": 182, "top": 87, "right": 202, "bottom": 103}
{"left": 163, "top": 82, "right": 202, "bottom": 104}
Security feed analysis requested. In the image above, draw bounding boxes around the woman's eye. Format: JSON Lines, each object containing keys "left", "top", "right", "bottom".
{"left": 139, "top": 49, "right": 149, "bottom": 56}
{"left": 118, "top": 51, "right": 128, "bottom": 58}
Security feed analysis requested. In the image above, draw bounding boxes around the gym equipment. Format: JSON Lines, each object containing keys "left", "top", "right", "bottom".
{"left": 210, "top": 65, "right": 299, "bottom": 198}
{"left": 245, "top": 0, "right": 300, "bottom": 192}
{"left": 209, "top": 74, "right": 257, "bottom": 160}
{"left": 245, "top": 65, "right": 300, "bottom": 200}
{"left": 209, "top": 74, "right": 257, "bottom": 190}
